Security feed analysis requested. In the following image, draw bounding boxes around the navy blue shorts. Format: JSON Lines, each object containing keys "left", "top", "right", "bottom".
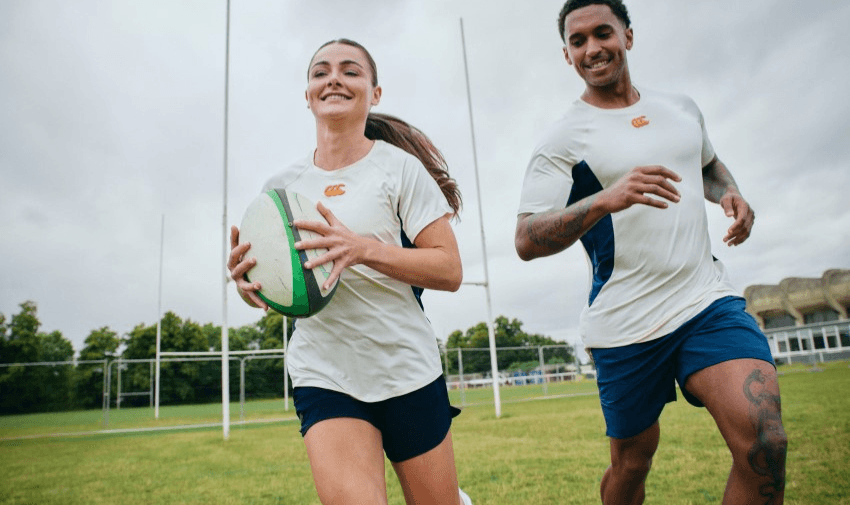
{"left": 590, "top": 296, "right": 775, "bottom": 440}
{"left": 292, "top": 375, "right": 461, "bottom": 463}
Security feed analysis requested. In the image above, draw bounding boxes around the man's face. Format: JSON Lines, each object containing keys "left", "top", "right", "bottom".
{"left": 562, "top": 4, "right": 633, "bottom": 89}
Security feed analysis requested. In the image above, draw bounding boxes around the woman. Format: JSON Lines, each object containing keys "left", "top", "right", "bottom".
{"left": 228, "top": 39, "right": 472, "bottom": 505}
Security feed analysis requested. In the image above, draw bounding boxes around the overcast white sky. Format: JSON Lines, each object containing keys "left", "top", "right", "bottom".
{"left": 2, "top": 0, "right": 848, "bottom": 360}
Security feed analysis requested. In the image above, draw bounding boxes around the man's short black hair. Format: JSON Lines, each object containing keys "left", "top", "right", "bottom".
{"left": 558, "top": 0, "right": 631, "bottom": 42}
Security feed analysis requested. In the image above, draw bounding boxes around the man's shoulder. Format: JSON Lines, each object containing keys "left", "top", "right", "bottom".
{"left": 641, "top": 86, "right": 702, "bottom": 114}
{"left": 534, "top": 101, "right": 591, "bottom": 149}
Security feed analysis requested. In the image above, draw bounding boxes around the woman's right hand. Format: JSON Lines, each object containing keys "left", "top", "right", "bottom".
{"left": 228, "top": 225, "right": 268, "bottom": 310}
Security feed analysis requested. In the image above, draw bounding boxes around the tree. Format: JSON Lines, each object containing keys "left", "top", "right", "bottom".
{"left": 121, "top": 312, "right": 211, "bottom": 406}
{"left": 75, "top": 327, "right": 120, "bottom": 409}
{"left": 1, "top": 301, "right": 41, "bottom": 364}
{"left": 0, "top": 301, "right": 76, "bottom": 413}
{"left": 444, "top": 316, "right": 575, "bottom": 375}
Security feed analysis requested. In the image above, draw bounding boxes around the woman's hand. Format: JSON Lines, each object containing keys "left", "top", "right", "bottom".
{"left": 227, "top": 225, "right": 268, "bottom": 310}
{"left": 292, "top": 202, "right": 365, "bottom": 291}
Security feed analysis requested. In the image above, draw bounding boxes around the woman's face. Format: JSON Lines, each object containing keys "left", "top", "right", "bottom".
{"left": 306, "top": 43, "right": 381, "bottom": 123}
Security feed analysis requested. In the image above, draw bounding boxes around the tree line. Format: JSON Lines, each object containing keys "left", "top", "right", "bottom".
{"left": 0, "top": 301, "right": 576, "bottom": 415}
{"left": 0, "top": 301, "right": 294, "bottom": 415}
{"left": 444, "top": 315, "right": 577, "bottom": 375}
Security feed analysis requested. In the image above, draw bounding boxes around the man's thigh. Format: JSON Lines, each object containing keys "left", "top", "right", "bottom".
{"left": 684, "top": 359, "right": 783, "bottom": 455}
{"left": 674, "top": 296, "right": 775, "bottom": 407}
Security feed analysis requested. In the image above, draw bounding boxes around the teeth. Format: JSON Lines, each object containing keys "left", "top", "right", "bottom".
{"left": 323, "top": 94, "right": 349, "bottom": 101}
{"left": 589, "top": 60, "right": 608, "bottom": 69}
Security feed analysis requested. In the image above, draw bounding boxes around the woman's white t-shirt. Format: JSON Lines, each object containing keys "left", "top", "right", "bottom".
{"left": 261, "top": 140, "right": 452, "bottom": 402}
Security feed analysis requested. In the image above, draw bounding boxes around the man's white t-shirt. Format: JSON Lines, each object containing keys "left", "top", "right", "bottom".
{"left": 518, "top": 87, "right": 739, "bottom": 349}
{"left": 261, "top": 140, "right": 452, "bottom": 402}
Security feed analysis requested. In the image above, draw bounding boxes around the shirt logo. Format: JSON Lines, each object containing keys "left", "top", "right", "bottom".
{"left": 324, "top": 184, "right": 346, "bottom": 197}
{"left": 631, "top": 115, "right": 650, "bottom": 128}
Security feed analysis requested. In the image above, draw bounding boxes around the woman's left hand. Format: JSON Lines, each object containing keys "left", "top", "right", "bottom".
{"left": 292, "top": 201, "right": 364, "bottom": 290}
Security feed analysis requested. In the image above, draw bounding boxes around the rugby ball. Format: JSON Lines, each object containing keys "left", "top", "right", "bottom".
{"left": 238, "top": 189, "right": 338, "bottom": 317}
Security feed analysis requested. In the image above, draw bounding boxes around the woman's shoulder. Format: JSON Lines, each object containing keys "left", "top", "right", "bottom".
{"left": 260, "top": 153, "right": 313, "bottom": 192}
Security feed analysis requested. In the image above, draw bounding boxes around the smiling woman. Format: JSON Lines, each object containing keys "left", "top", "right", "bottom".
{"left": 227, "top": 38, "right": 471, "bottom": 505}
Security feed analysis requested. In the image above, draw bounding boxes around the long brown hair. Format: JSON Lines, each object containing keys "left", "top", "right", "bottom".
{"left": 310, "top": 39, "right": 462, "bottom": 217}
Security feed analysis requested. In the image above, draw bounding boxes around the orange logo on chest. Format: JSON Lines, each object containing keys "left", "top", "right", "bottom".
{"left": 324, "top": 184, "right": 346, "bottom": 197}
{"left": 631, "top": 115, "right": 650, "bottom": 128}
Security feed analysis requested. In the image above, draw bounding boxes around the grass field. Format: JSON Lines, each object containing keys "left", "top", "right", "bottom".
{"left": 0, "top": 361, "right": 848, "bottom": 504}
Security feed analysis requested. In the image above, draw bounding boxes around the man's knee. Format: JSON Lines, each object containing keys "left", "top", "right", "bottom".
{"left": 609, "top": 422, "right": 660, "bottom": 482}
{"left": 613, "top": 452, "right": 654, "bottom": 481}
{"left": 744, "top": 418, "right": 787, "bottom": 483}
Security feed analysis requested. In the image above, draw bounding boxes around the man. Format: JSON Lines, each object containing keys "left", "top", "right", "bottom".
{"left": 514, "top": 1, "right": 787, "bottom": 503}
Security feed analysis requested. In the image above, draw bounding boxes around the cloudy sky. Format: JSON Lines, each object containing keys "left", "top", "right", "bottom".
{"left": 2, "top": 0, "right": 848, "bottom": 360}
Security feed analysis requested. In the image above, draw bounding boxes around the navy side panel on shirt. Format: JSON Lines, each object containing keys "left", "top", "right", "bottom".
{"left": 399, "top": 221, "right": 425, "bottom": 311}
{"left": 566, "top": 161, "right": 614, "bottom": 306}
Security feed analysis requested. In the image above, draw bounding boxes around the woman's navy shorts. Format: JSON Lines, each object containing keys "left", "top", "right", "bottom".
{"left": 293, "top": 375, "right": 461, "bottom": 463}
{"left": 590, "top": 296, "right": 775, "bottom": 439}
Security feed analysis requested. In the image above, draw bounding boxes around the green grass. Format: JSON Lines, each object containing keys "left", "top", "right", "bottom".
{"left": 0, "top": 362, "right": 848, "bottom": 504}
{"left": 0, "top": 398, "right": 297, "bottom": 438}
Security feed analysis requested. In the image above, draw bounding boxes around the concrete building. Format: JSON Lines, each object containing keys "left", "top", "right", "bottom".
{"left": 743, "top": 269, "right": 850, "bottom": 364}
{"left": 744, "top": 269, "right": 850, "bottom": 328}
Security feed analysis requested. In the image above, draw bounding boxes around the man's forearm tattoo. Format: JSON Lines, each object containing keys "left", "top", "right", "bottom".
{"left": 743, "top": 369, "right": 787, "bottom": 504}
{"left": 703, "top": 161, "right": 739, "bottom": 203}
{"left": 526, "top": 196, "right": 594, "bottom": 251}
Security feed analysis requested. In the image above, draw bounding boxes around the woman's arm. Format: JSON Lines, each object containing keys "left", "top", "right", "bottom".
{"left": 295, "top": 204, "right": 462, "bottom": 292}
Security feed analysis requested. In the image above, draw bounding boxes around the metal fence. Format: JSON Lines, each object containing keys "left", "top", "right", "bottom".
{"left": 442, "top": 345, "right": 597, "bottom": 407}
{"left": 4, "top": 323, "right": 847, "bottom": 432}
{"left": 0, "top": 354, "right": 286, "bottom": 428}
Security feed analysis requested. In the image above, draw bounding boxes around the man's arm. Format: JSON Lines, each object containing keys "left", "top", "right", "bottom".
{"left": 515, "top": 165, "right": 682, "bottom": 261}
{"left": 702, "top": 156, "right": 755, "bottom": 246}
{"left": 515, "top": 194, "right": 605, "bottom": 261}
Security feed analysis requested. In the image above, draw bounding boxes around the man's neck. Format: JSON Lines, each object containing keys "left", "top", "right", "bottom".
{"left": 581, "top": 79, "right": 640, "bottom": 109}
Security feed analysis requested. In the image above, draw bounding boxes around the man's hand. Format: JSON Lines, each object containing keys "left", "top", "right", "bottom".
{"left": 719, "top": 192, "right": 755, "bottom": 246}
{"left": 599, "top": 165, "right": 681, "bottom": 212}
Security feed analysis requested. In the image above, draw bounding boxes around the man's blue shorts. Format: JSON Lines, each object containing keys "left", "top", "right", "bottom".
{"left": 589, "top": 296, "right": 774, "bottom": 440}
{"left": 292, "top": 375, "right": 461, "bottom": 463}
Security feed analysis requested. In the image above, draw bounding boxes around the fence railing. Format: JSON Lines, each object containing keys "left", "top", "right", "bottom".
{"left": 442, "top": 345, "right": 596, "bottom": 407}
{"left": 6, "top": 322, "right": 842, "bottom": 427}
{"left": 0, "top": 354, "right": 286, "bottom": 428}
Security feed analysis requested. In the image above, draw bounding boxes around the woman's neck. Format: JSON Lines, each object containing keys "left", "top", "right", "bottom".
{"left": 313, "top": 120, "right": 374, "bottom": 171}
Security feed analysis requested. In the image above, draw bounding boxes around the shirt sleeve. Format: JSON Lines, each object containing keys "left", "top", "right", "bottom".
{"left": 517, "top": 138, "right": 577, "bottom": 216}
{"left": 687, "top": 98, "right": 716, "bottom": 167}
{"left": 397, "top": 157, "right": 452, "bottom": 242}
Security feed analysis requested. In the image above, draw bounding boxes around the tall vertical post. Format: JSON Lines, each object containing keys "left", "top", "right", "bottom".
{"left": 155, "top": 214, "right": 164, "bottom": 419}
{"left": 220, "top": 0, "right": 232, "bottom": 440}
{"left": 116, "top": 361, "right": 122, "bottom": 411}
{"left": 149, "top": 361, "right": 154, "bottom": 408}
{"left": 104, "top": 361, "right": 112, "bottom": 428}
{"left": 283, "top": 316, "right": 289, "bottom": 412}
{"left": 457, "top": 348, "right": 466, "bottom": 407}
{"left": 538, "top": 346, "right": 548, "bottom": 396}
{"left": 240, "top": 358, "right": 245, "bottom": 422}
{"left": 459, "top": 18, "right": 501, "bottom": 417}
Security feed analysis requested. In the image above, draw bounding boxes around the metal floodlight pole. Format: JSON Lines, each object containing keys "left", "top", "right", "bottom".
{"left": 220, "top": 0, "right": 232, "bottom": 441}
{"left": 459, "top": 18, "right": 502, "bottom": 418}
{"left": 155, "top": 214, "right": 164, "bottom": 419}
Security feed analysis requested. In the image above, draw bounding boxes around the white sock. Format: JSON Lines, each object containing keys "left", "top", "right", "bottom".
{"left": 459, "top": 488, "right": 473, "bottom": 505}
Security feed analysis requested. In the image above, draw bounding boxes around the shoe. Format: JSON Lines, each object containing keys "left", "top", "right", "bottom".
{"left": 459, "top": 488, "right": 473, "bottom": 505}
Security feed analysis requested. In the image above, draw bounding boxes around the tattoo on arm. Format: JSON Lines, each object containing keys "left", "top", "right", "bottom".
{"left": 526, "top": 196, "right": 595, "bottom": 252}
{"left": 743, "top": 369, "right": 787, "bottom": 504}
{"left": 703, "top": 158, "right": 739, "bottom": 203}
